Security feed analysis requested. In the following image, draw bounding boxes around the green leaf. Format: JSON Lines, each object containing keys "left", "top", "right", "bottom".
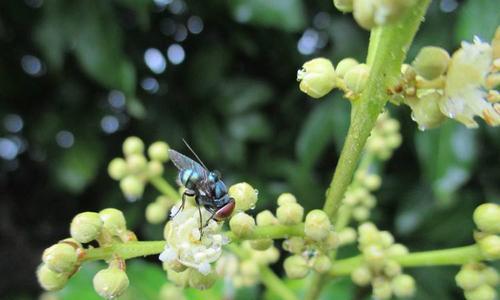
{"left": 415, "top": 121, "right": 478, "bottom": 205}
{"left": 227, "top": 112, "right": 272, "bottom": 142}
{"left": 455, "top": 0, "right": 500, "bottom": 43}
{"left": 229, "top": 0, "right": 306, "bottom": 32}
{"left": 57, "top": 262, "right": 104, "bottom": 300}
{"left": 216, "top": 77, "right": 274, "bottom": 115}
{"left": 120, "top": 261, "right": 167, "bottom": 300}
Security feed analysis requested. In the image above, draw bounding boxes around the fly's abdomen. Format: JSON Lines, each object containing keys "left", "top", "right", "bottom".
{"left": 179, "top": 168, "right": 201, "bottom": 189}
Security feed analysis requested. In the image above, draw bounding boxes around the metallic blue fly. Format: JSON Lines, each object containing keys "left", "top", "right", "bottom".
{"left": 168, "top": 143, "right": 235, "bottom": 233}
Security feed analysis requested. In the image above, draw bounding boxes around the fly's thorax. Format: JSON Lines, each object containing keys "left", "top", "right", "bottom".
{"left": 179, "top": 168, "right": 201, "bottom": 189}
{"left": 213, "top": 181, "right": 228, "bottom": 200}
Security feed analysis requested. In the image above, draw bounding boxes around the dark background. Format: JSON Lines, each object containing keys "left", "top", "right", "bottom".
{"left": 0, "top": 0, "right": 498, "bottom": 299}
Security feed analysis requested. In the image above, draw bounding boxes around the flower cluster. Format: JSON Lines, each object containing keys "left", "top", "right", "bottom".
{"left": 473, "top": 203, "right": 500, "bottom": 261}
{"left": 455, "top": 263, "right": 499, "bottom": 300}
{"left": 351, "top": 222, "right": 415, "bottom": 299}
{"left": 397, "top": 29, "right": 500, "bottom": 129}
{"left": 365, "top": 112, "right": 402, "bottom": 160}
{"left": 108, "top": 137, "right": 170, "bottom": 200}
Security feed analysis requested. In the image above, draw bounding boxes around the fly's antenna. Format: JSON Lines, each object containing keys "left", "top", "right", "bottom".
{"left": 182, "top": 138, "right": 209, "bottom": 170}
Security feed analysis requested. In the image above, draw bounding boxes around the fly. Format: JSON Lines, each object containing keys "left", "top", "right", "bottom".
{"left": 168, "top": 141, "right": 235, "bottom": 235}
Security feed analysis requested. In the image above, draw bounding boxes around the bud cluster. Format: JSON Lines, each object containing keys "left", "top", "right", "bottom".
{"left": 395, "top": 29, "right": 500, "bottom": 130}
{"left": 473, "top": 203, "right": 500, "bottom": 260}
{"left": 365, "top": 112, "right": 402, "bottom": 160}
{"left": 351, "top": 222, "right": 415, "bottom": 299}
{"left": 455, "top": 263, "right": 499, "bottom": 300}
{"left": 108, "top": 137, "right": 170, "bottom": 200}
{"left": 343, "top": 171, "right": 381, "bottom": 222}
{"left": 146, "top": 195, "right": 176, "bottom": 224}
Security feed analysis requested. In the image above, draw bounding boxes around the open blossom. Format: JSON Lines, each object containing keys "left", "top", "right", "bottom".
{"left": 440, "top": 37, "right": 500, "bottom": 128}
{"left": 159, "top": 206, "right": 228, "bottom": 275}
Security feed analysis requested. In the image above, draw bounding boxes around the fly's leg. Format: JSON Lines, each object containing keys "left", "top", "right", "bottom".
{"left": 195, "top": 195, "right": 204, "bottom": 240}
{"left": 171, "top": 189, "right": 195, "bottom": 219}
{"left": 204, "top": 210, "right": 217, "bottom": 228}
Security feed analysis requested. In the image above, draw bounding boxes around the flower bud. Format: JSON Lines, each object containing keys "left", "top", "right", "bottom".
{"left": 338, "top": 227, "right": 357, "bottom": 245}
{"left": 163, "top": 259, "right": 188, "bottom": 273}
{"left": 108, "top": 158, "right": 128, "bottom": 180}
{"left": 412, "top": 46, "right": 450, "bottom": 80}
{"left": 364, "top": 245, "right": 386, "bottom": 269}
{"left": 148, "top": 141, "right": 170, "bottom": 162}
{"left": 344, "top": 64, "right": 370, "bottom": 93}
{"left": 351, "top": 265, "right": 372, "bottom": 286}
{"left": 363, "top": 174, "right": 381, "bottom": 191}
{"left": 312, "top": 254, "right": 332, "bottom": 274}
{"left": 93, "top": 267, "right": 129, "bottom": 299}
{"left": 383, "top": 259, "right": 401, "bottom": 277}
{"left": 122, "top": 136, "right": 144, "bottom": 156}
{"left": 464, "top": 284, "right": 496, "bottom": 300}
{"left": 352, "top": 206, "right": 370, "bottom": 221}
{"left": 297, "top": 58, "right": 336, "bottom": 99}
{"left": 473, "top": 203, "right": 500, "bottom": 234}
{"left": 304, "top": 209, "right": 331, "bottom": 241}
{"left": 147, "top": 161, "right": 164, "bottom": 177}
{"left": 256, "top": 210, "right": 279, "bottom": 226}
{"left": 250, "top": 239, "right": 273, "bottom": 251}
{"left": 353, "top": 0, "right": 375, "bottom": 30}
{"left": 42, "top": 243, "right": 78, "bottom": 273}
{"left": 333, "top": 0, "right": 353, "bottom": 12}
{"left": 478, "top": 234, "right": 500, "bottom": 260}
{"left": 99, "top": 208, "right": 126, "bottom": 236}
{"left": 146, "top": 201, "right": 168, "bottom": 224}
{"left": 229, "top": 182, "right": 258, "bottom": 212}
{"left": 277, "top": 193, "right": 297, "bottom": 206}
{"left": 324, "top": 231, "right": 339, "bottom": 250}
{"left": 188, "top": 269, "right": 217, "bottom": 290}
{"left": 335, "top": 58, "right": 358, "bottom": 78}
{"left": 284, "top": 255, "right": 310, "bottom": 279}
{"left": 120, "top": 175, "right": 144, "bottom": 199}
{"left": 379, "top": 231, "right": 395, "bottom": 248}
{"left": 372, "top": 277, "right": 392, "bottom": 300}
{"left": 283, "top": 237, "right": 305, "bottom": 254}
{"left": 37, "top": 264, "right": 69, "bottom": 291}
{"left": 276, "top": 203, "right": 304, "bottom": 225}
{"left": 387, "top": 243, "right": 409, "bottom": 257}
{"left": 240, "top": 260, "right": 260, "bottom": 278}
{"left": 167, "top": 269, "right": 190, "bottom": 288}
{"left": 406, "top": 92, "right": 446, "bottom": 130}
{"left": 482, "top": 267, "right": 499, "bottom": 286}
{"left": 70, "top": 212, "right": 103, "bottom": 243}
{"left": 229, "top": 212, "right": 255, "bottom": 237}
{"left": 392, "top": 274, "right": 416, "bottom": 298}
{"left": 456, "top": 267, "right": 483, "bottom": 290}
{"left": 126, "top": 154, "right": 147, "bottom": 174}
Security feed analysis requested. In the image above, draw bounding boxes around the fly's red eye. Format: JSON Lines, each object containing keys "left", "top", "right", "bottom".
{"left": 214, "top": 199, "right": 235, "bottom": 220}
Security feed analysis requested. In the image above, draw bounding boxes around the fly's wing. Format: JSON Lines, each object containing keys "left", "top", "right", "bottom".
{"left": 168, "top": 149, "right": 209, "bottom": 181}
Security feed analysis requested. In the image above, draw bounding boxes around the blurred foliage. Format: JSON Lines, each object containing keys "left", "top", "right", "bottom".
{"left": 0, "top": 0, "right": 498, "bottom": 299}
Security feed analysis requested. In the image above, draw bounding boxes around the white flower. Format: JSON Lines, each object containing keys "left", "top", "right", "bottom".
{"left": 160, "top": 206, "right": 228, "bottom": 275}
{"left": 441, "top": 37, "right": 500, "bottom": 128}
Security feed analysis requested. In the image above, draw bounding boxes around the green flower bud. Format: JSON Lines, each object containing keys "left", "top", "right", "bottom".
{"left": 159, "top": 284, "right": 186, "bottom": 300}
{"left": 188, "top": 269, "right": 217, "bottom": 290}
{"left": 304, "top": 209, "right": 331, "bottom": 241}
{"left": 250, "top": 239, "right": 273, "bottom": 251}
{"left": 412, "top": 46, "right": 450, "bottom": 80}
{"left": 70, "top": 212, "right": 103, "bottom": 243}
{"left": 333, "top": 0, "right": 353, "bottom": 12}
{"left": 383, "top": 259, "right": 402, "bottom": 277}
{"left": 387, "top": 243, "right": 409, "bottom": 257}
{"left": 379, "top": 231, "right": 395, "bottom": 248}
{"left": 464, "top": 284, "right": 496, "bottom": 300}
{"left": 324, "top": 231, "right": 339, "bottom": 250}
{"left": 456, "top": 267, "right": 483, "bottom": 291}
{"left": 364, "top": 174, "right": 382, "bottom": 191}
{"left": 406, "top": 92, "right": 446, "bottom": 130}
{"left": 277, "top": 193, "right": 297, "bottom": 206}
{"left": 120, "top": 175, "right": 144, "bottom": 199}
{"left": 335, "top": 58, "right": 358, "bottom": 78}
{"left": 353, "top": 0, "right": 375, "bottom": 30}
{"left": 362, "top": 195, "right": 377, "bottom": 209}
{"left": 240, "top": 260, "right": 260, "bottom": 278}
{"left": 126, "top": 154, "right": 147, "bottom": 174}
{"left": 344, "top": 63, "right": 370, "bottom": 93}
{"left": 351, "top": 265, "right": 372, "bottom": 286}
{"left": 284, "top": 255, "right": 310, "bottom": 279}
{"left": 392, "top": 274, "right": 416, "bottom": 298}
{"left": 364, "top": 245, "right": 386, "bottom": 270}
{"left": 372, "top": 277, "right": 393, "bottom": 300}
{"left": 352, "top": 206, "right": 370, "bottom": 221}
{"left": 256, "top": 246, "right": 280, "bottom": 265}
{"left": 229, "top": 182, "right": 258, "bottom": 212}
{"left": 147, "top": 160, "right": 164, "bottom": 177}
{"left": 163, "top": 259, "right": 188, "bottom": 273}
{"left": 167, "top": 269, "right": 190, "bottom": 288}
{"left": 107, "top": 158, "right": 128, "bottom": 180}
{"left": 146, "top": 201, "right": 168, "bottom": 224}
{"left": 478, "top": 234, "right": 500, "bottom": 260}
{"left": 148, "top": 141, "right": 170, "bottom": 162}
{"left": 482, "top": 267, "right": 499, "bottom": 286}
{"left": 312, "top": 254, "right": 332, "bottom": 274}
{"left": 42, "top": 243, "right": 78, "bottom": 273}
{"left": 473, "top": 203, "right": 500, "bottom": 234}
{"left": 256, "top": 210, "right": 279, "bottom": 226}
{"left": 229, "top": 212, "right": 256, "bottom": 237}
{"left": 37, "top": 264, "right": 69, "bottom": 291}
{"left": 297, "top": 58, "right": 336, "bottom": 99}
{"left": 283, "top": 237, "right": 305, "bottom": 254}
{"left": 122, "top": 136, "right": 144, "bottom": 156}
{"left": 99, "top": 208, "right": 126, "bottom": 236}
{"left": 93, "top": 267, "right": 129, "bottom": 300}
{"left": 338, "top": 227, "right": 357, "bottom": 245}
{"left": 276, "top": 203, "right": 304, "bottom": 225}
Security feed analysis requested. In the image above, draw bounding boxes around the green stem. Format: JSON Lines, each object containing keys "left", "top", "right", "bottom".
{"left": 226, "top": 223, "right": 304, "bottom": 241}
{"left": 83, "top": 241, "right": 166, "bottom": 261}
{"left": 150, "top": 176, "right": 180, "bottom": 200}
{"left": 330, "top": 245, "right": 485, "bottom": 276}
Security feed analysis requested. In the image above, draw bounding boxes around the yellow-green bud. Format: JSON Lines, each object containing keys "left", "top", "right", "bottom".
{"left": 126, "top": 154, "right": 147, "bottom": 174}
{"left": 478, "top": 234, "right": 500, "bottom": 260}
{"left": 464, "top": 284, "right": 496, "bottom": 300}
{"left": 338, "top": 227, "right": 357, "bottom": 245}
{"left": 387, "top": 243, "right": 409, "bottom": 257}
{"left": 122, "top": 136, "right": 144, "bottom": 156}
{"left": 256, "top": 210, "right": 279, "bottom": 226}
{"left": 93, "top": 267, "right": 129, "bottom": 299}
{"left": 362, "top": 195, "right": 377, "bottom": 209}
{"left": 148, "top": 141, "right": 170, "bottom": 162}
{"left": 344, "top": 63, "right": 370, "bottom": 93}
{"left": 70, "top": 212, "right": 103, "bottom": 243}
{"left": 276, "top": 203, "right": 304, "bottom": 225}
{"left": 277, "top": 193, "right": 297, "bottom": 206}
{"left": 120, "top": 175, "right": 144, "bottom": 199}
{"left": 412, "top": 46, "right": 450, "bottom": 80}
{"left": 229, "top": 212, "right": 255, "bottom": 237}
{"left": 324, "top": 231, "right": 339, "bottom": 250}
{"left": 312, "top": 254, "right": 332, "bottom": 274}
{"left": 372, "top": 277, "right": 393, "bottom": 300}
{"left": 482, "top": 267, "right": 499, "bottom": 286}
{"left": 351, "top": 265, "right": 372, "bottom": 286}
{"left": 240, "top": 260, "right": 260, "bottom": 278}
{"left": 146, "top": 201, "right": 168, "bottom": 224}
{"left": 229, "top": 182, "right": 258, "bottom": 212}
{"left": 37, "top": 264, "right": 69, "bottom": 291}
{"left": 304, "top": 209, "right": 331, "bottom": 241}
{"left": 42, "top": 243, "right": 78, "bottom": 273}
{"left": 283, "top": 255, "right": 309, "bottom": 279}
{"left": 297, "top": 58, "right": 336, "bottom": 99}
{"left": 99, "top": 208, "right": 126, "bottom": 236}
{"left": 364, "top": 174, "right": 381, "bottom": 191}
{"left": 473, "top": 203, "right": 500, "bottom": 234}
{"left": 456, "top": 267, "right": 483, "bottom": 290}
{"left": 392, "top": 274, "right": 416, "bottom": 298}
{"left": 333, "top": 0, "right": 353, "bottom": 12}
{"left": 352, "top": 0, "right": 375, "bottom": 30}
{"left": 107, "top": 158, "right": 127, "bottom": 180}
{"left": 379, "top": 231, "right": 395, "bottom": 248}
{"left": 283, "top": 237, "right": 305, "bottom": 254}
{"left": 406, "top": 92, "right": 446, "bottom": 130}
{"left": 364, "top": 245, "right": 386, "bottom": 269}
{"left": 383, "top": 259, "right": 401, "bottom": 277}
{"left": 188, "top": 269, "right": 217, "bottom": 290}
{"left": 167, "top": 269, "right": 190, "bottom": 287}
{"left": 163, "top": 259, "right": 188, "bottom": 273}
{"left": 335, "top": 58, "right": 358, "bottom": 78}
{"left": 147, "top": 160, "right": 164, "bottom": 177}
{"left": 352, "top": 206, "right": 370, "bottom": 221}
{"left": 250, "top": 239, "right": 273, "bottom": 251}
{"left": 159, "top": 284, "right": 185, "bottom": 300}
